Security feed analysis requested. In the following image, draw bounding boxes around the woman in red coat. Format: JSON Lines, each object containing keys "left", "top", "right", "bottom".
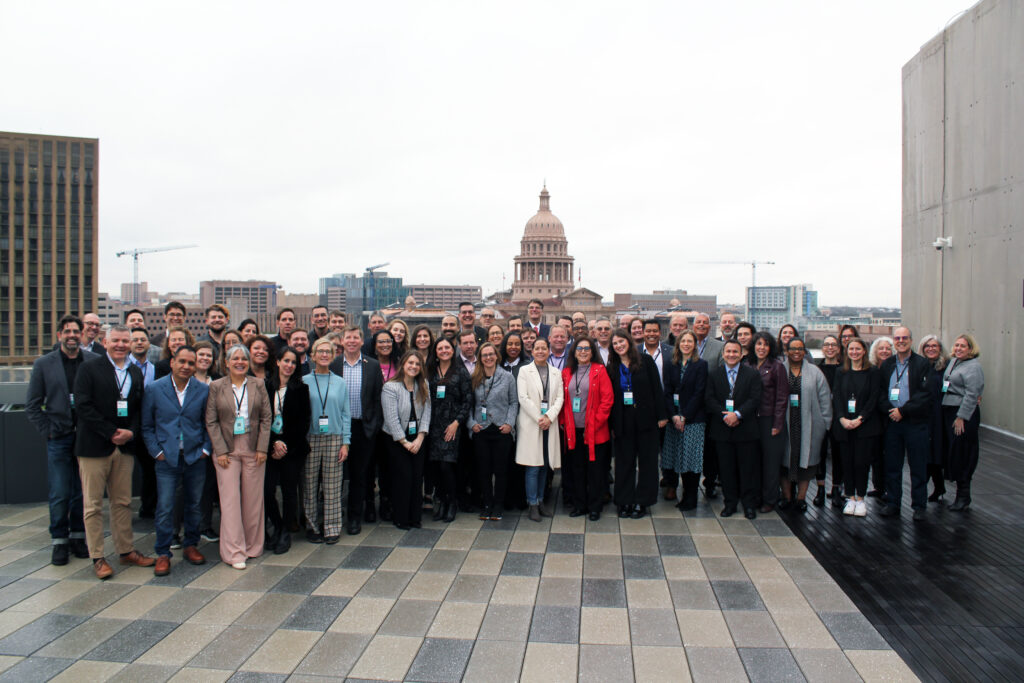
{"left": 560, "top": 337, "right": 614, "bottom": 520}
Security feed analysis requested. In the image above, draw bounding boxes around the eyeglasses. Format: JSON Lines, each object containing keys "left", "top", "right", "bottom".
{"left": 893, "top": 336, "right": 910, "bottom": 341}
{"left": 789, "top": 347, "right": 806, "bottom": 353}
{"left": 822, "top": 342, "right": 838, "bottom": 347}
{"left": 575, "top": 347, "right": 592, "bottom": 353}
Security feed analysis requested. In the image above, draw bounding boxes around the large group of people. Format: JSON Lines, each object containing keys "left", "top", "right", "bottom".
{"left": 26, "top": 298, "right": 985, "bottom": 578}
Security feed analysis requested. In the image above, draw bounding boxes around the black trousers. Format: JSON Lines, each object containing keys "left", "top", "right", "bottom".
{"left": 703, "top": 425, "right": 719, "bottom": 489}
{"left": 613, "top": 414, "right": 660, "bottom": 507}
{"left": 840, "top": 434, "right": 875, "bottom": 498}
{"left": 716, "top": 439, "right": 760, "bottom": 511}
{"left": 135, "top": 448, "right": 157, "bottom": 514}
{"left": 366, "top": 432, "right": 393, "bottom": 509}
{"left": 200, "top": 456, "right": 220, "bottom": 530}
{"left": 944, "top": 406, "right": 981, "bottom": 485}
{"left": 474, "top": 426, "right": 512, "bottom": 512}
{"left": 345, "top": 421, "right": 372, "bottom": 520}
{"left": 265, "top": 455, "right": 302, "bottom": 529}
{"left": 569, "top": 429, "right": 611, "bottom": 513}
{"left": 504, "top": 439, "right": 527, "bottom": 510}
{"left": 871, "top": 422, "right": 887, "bottom": 494}
{"left": 758, "top": 416, "right": 786, "bottom": 506}
{"left": 816, "top": 432, "right": 843, "bottom": 486}
{"left": 456, "top": 428, "right": 477, "bottom": 508}
{"left": 387, "top": 439, "right": 424, "bottom": 527}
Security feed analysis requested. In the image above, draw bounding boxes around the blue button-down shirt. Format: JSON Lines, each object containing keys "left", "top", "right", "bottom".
{"left": 131, "top": 356, "right": 155, "bottom": 388}
{"left": 108, "top": 354, "right": 132, "bottom": 398}
{"left": 888, "top": 356, "right": 911, "bottom": 408}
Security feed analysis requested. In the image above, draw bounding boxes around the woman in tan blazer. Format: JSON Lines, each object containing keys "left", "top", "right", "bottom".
{"left": 206, "top": 344, "right": 272, "bottom": 568}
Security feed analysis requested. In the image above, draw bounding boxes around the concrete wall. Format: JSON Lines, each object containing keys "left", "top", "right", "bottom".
{"left": 902, "top": 0, "right": 1024, "bottom": 436}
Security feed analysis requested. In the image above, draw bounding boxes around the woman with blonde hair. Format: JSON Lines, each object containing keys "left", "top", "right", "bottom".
{"left": 382, "top": 351, "right": 432, "bottom": 529}
{"left": 942, "top": 334, "right": 984, "bottom": 511}
{"left": 919, "top": 335, "right": 950, "bottom": 501}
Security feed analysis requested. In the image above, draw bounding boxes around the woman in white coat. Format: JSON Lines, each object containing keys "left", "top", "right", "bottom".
{"left": 516, "top": 337, "right": 564, "bottom": 522}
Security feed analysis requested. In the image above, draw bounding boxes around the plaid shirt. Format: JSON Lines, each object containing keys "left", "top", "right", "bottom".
{"left": 340, "top": 356, "right": 363, "bottom": 420}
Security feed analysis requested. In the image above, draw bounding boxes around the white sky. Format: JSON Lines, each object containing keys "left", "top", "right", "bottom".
{"left": 3, "top": 0, "right": 972, "bottom": 308}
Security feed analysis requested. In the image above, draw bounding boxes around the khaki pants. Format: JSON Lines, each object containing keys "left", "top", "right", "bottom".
{"left": 79, "top": 448, "right": 135, "bottom": 558}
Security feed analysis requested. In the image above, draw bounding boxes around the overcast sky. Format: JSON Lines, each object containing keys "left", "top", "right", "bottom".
{"left": 4, "top": 0, "right": 971, "bottom": 308}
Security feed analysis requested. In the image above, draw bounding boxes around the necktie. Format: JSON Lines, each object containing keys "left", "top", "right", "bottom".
{"left": 727, "top": 368, "right": 737, "bottom": 392}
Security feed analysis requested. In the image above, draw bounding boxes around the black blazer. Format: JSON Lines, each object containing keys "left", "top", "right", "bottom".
{"left": 266, "top": 378, "right": 312, "bottom": 461}
{"left": 878, "top": 352, "right": 933, "bottom": 423}
{"left": 704, "top": 363, "right": 761, "bottom": 442}
{"left": 26, "top": 348, "right": 100, "bottom": 438}
{"left": 329, "top": 354, "right": 384, "bottom": 438}
{"left": 664, "top": 358, "right": 708, "bottom": 424}
{"left": 609, "top": 354, "right": 669, "bottom": 434}
{"left": 154, "top": 358, "right": 171, "bottom": 380}
{"left": 831, "top": 367, "right": 881, "bottom": 441}
{"left": 73, "top": 355, "right": 145, "bottom": 458}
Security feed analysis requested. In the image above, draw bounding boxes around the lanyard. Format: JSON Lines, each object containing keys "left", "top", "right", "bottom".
{"left": 481, "top": 373, "right": 496, "bottom": 406}
{"left": 276, "top": 388, "right": 285, "bottom": 416}
{"left": 233, "top": 382, "right": 247, "bottom": 416}
{"left": 574, "top": 365, "right": 588, "bottom": 395}
{"left": 114, "top": 365, "right": 129, "bottom": 398}
{"left": 538, "top": 364, "right": 549, "bottom": 402}
{"left": 619, "top": 364, "right": 632, "bottom": 393}
{"left": 312, "top": 373, "right": 331, "bottom": 416}
{"left": 895, "top": 358, "right": 909, "bottom": 384}
{"left": 408, "top": 389, "right": 418, "bottom": 422}
{"left": 679, "top": 360, "right": 688, "bottom": 381}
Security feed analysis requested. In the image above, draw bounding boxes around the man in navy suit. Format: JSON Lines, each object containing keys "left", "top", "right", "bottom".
{"left": 141, "top": 345, "right": 212, "bottom": 576}
{"left": 526, "top": 299, "right": 550, "bottom": 339}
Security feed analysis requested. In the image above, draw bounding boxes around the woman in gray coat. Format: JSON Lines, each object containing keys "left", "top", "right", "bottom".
{"left": 467, "top": 343, "right": 519, "bottom": 521}
{"left": 942, "top": 334, "right": 985, "bottom": 511}
{"left": 780, "top": 338, "right": 833, "bottom": 512}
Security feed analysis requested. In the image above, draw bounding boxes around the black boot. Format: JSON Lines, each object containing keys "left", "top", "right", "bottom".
{"left": 949, "top": 482, "right": 971, "bottom": 511}
{"left": 433, "top": 498, "right": 446, "bottom": 522}
{"left": 813, "top": 486, "right": 826, "bottom": 507}
{"left": 443, "top": 501, "right": 457, "bottom": 523}
{"left": 274, "top": 531, "right": 291, "bottom": 554}
{"left": 677, "top": 473, "right": 699, "bottom": 512}
{"left": 830, "top": 486, "right": 843, "bottom": 508}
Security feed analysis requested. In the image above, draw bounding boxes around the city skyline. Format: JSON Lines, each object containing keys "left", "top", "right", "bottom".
{"left": 3, "top": 1, "right": 971, "bottom": 307}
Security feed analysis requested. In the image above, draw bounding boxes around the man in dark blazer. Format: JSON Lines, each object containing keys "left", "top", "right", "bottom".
{"left": 73, "top": 325, "right": 155, "bottom": 579}
{"left": 705, "top": 340, "right": 763, "bottom": 519}
{"left": 526, "top": 299, "right": 550, "bottom": 339}
{"left": 26, "top": 314, "right": 99, "bottom": 565}
{"left": 640, "top": 319, "right": 675, "bottom": 498}
{"left": 878, "top": 327, "right": 935, "bottom": 520}
{"left": 330, "top": 326, "right": 384, "bottom": 535}
{"left": 141, "top": 346, "right": 212, "bottom": 576}
{"left": 458, "top": 302, "right": 487, "bottom": 346}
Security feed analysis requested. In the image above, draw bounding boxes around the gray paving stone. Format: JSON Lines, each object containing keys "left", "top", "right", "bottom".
{"left": 472, "top": 529, "right": 513, "bottom": 550}
{"left": 188, "top": 625, "right": 273, "bottom": 669}
{"left": 500, "top": 552, "right": 544, "bottom": 577}
{"left": 780, "top": 557, "right": 832, "bottom": 582}
{"left": 420, "top": 549, "right": 467, "bottom": 573}
{"left": 293, "top": 631, "right": 371, "bottom": 677}
{"left": 701, "top": 557, "right": 749, "bottom": 580}
{"left": 339, "top": 545, "right": 392, "bottom": 570}
{"left": 622, "top": 554, "right": 665, "bottom": 579}
{"left": 463, "top": 639, "right": 526, "bottom": 682}
{"left": 546, "top": 533, "right": 584, "bottom": 554}
{"left": 106, "top": 661, "right": 179, "bottom": 683}
{"left": 628, "top": 607, "right": 681, "bottom": 646}
{"left": 398, "top": 527, "right": 443, "bottom": 548}
{"left": 446, "top": 574, "right": 496, "bottom": 603}
{"left": 0, "top": 574, "right": 18, "bottom": 590}
{"left": 750, "top": 518, "right": 793, "bottom": 536}
{"left": 84, "top": 619, "right": 177, "bottom": 662}
{"left": 483, "top": 514, "right": 521, "bottom": 532}
{"left": 0, "top": 656, "right": 73, "bottom": 682}
{"left": 724, "top": 610, "right": 787, "bottom": 648}
{"left": 146, "top": 557, "right": 216, "bottom": 587}
{"left": 356, "top": 570, "right": 413, "bottom": 598}
{"left": 282, "top": 595, "right": 349, "bottom": 630}
{"left": 583, "top": 555, "right": 624, "bottom": 579}
{"left": 620, "top": 535, "right": 659, "bottom": 556}
{"left": 226, "top": 563, "right": 291, "bottom": 591}
{"left": 0, "top": 612, "right": 86, "bottom": 656}
{"left": 528, "top": 604, "right": 579, "bottom": 643}
{"left": 0, "top": 550, "right": 51, "bottom": 577}
{"left": 739, "top": 647, "right": 807, "bottom": 683}
{"left": 379, "top": 599, "right": 440, "bottom": 636}
{"left": 652, "top": 517, "right": 689, "bottom": 534}
{"left": 299, "top": 543, "right": 353, "bottom": 568}
{"left": 36, "top": 617, "right": 132, "bottom": 659}
{"left": 819, "top": 611, "right": 889, "bottom": 649}
{"left": 226, "top": 672, "right": 287, "bottom": 682}
{"left": 791, "top": 648, "right": 862, "bottom": 683}
{"left": 657, "top": 534, "right": 698, "bottom": 556}
{"left": 729, "top": 534, "right": 774, "bottom": 556}
{"left": 579, "top": 643, "right": 633, "bottom": 682}
{"left": 53, "top": 581, "right": 136, "bottom": 616}
{"left": 712, "top": 580, "right": 765, "bottom": 610}
{"left": 406, "top": 637, "right": 474, "bottom": 682}
{"left": 270, "top": 566, "right": 332, "bottom": 594}
{"left": 141, "top": 587, "right": 219, "bottom": 623}
{"left": 582, "top": 578, "right": 627, "bottom": 607}
{"left": 681, "top": 505, "right": 719, "bottom": 518}
{"left": 686, "top": 646, "right": 748, "bottom": 682}
{"left": 477, "top": 604, "right": 533, "bottom": 641}
{"left": 536, "top": 577, "right": 581, "bottom": 606}
{"left": 668, "top": 579, "right": 719, "bottom": 609}
{"left": 0, "top": 578, "right": 55, "bottom": 610}
{"left": 362, "top": 525, "right": 407, "bottom": 547}
{"left": 235, "top": 592, "right": 305, "bottom": 629}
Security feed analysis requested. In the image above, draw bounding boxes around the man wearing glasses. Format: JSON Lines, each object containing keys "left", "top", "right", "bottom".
{"left": 149, "top": 302, "right": 187, "bottom": 362}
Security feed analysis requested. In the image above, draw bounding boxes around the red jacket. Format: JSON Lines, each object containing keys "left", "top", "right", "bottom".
{"left": 561, "top": 364, "right": 613, "bottom": 461}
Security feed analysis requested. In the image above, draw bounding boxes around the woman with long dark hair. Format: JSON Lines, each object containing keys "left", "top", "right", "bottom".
{"left": 661, "top": 331, "right": 708, "bottom": 511}
{"left": 426, "top": 337, "right": 472, "bottom": 523}
{"left": 500, "top": 331, "right": 528, "bottom": 374}
{"left": 410, "top": 324, "right": 435, "bottom": 363}
{"left": 516, "top": 337, "right": 563, "bottom": 522}
{"left": 371, "top": 330, "right": 399, "bottom": 382}
{"left": 246, "top": 334, "right": 276, "bottom": 381}
{"left": 832, "top": 337, "right": 880, "bottom": 517}
{"left": 746, "top": 332, "right": 787, "bottom": 513}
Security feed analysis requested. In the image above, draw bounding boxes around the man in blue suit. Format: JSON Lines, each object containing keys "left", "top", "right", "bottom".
{"left": 141, "top": 345, "right": 212, "bottom": 576}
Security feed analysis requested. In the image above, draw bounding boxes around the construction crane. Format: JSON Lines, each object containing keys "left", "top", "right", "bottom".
{"left": 116, "top": 245, "right": 198, "bottom": 304}
{"left": 690, "top": 260, "right": 776, "bottom": 289}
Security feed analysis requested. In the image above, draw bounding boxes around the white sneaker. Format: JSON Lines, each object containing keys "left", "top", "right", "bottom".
{"left": 231, "top": 561, "right": 246, "bottom": 570}
{"left": 843, "top": 499, "right": 856, "bottom": 516}
{"left": 854, "top": 500, "right": 867, "bottom": 517}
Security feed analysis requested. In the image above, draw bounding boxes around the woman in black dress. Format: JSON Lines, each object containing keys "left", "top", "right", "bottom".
{"left": 426, "top": 337, "right": 472, "bottom": 522}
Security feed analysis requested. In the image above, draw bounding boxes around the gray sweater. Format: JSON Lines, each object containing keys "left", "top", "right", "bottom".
{"left": 941, "top": 357, "right": 984, "bottom": 420}
{"left": 381, "top": 381, "right": 432, "bottom": 442}
{"left": 466, "top": 367, "right": 519, "bottom": 434}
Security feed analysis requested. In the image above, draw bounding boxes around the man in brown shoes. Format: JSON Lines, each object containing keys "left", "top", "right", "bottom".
{"left": 73, "top": 325, "right": 155, "bottom": 579}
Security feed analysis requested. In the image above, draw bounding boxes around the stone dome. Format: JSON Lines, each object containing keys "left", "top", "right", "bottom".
{"left": 524, "top": 186, "right": 565, "bottom": 238}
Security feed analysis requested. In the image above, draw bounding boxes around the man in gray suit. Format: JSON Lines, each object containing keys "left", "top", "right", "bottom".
{"left": 26, "top": 314, "right": 100, "bottom": 565}
{"left": 693, "top": 314, "right": 724, "bottom": 499}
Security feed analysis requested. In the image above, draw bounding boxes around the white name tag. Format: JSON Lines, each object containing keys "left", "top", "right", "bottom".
{"left": 789, "top": 394, "right": 799, "bottom": 407}
{"left": 540, "top": 401, "right": 549, "bottom": 414}
{"left": 318, "top": 416, "right": 330, "bottom": 434}
{"left": 436, "top": 385, "right": 446, "bottom": 399}
{"left": 847, "top": 399, "right": 856, "bottom": 414}
{"left": 233, "top": 416, "right": 247, "bottom": 435}
{"left": 941, "top": 380, "right": 950, "bottom": 394}
{"left": 623, "top": 391, "right": 634, "bottom": 406}
{"left": 69, "top": 393, "right": 75, "bottom": 408}
{"left": 116, "top": 399, "right": 128, "bottom": 417}
{"left": 725, "top": 399, "right": 735, "bottom": 412}
{"left": 889, "top": 387, "right": 900, "bottom": 401}
{"left": 572, "top": 397, "right": 581, "bottom": 412}
{"left": 480, "top": 406, "right": 488, "bottom": 420}
{"left": 271, "top": 414, "right": 283, "bottom": 434}
{"left": 672, "top": 393, "right": 679, "bottom": 407}
{"left": 407, "top": 420, "right": 417, "bottom": 435}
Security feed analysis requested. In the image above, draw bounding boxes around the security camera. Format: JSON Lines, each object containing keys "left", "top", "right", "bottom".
{"left": 932, "top": 237, "right": 952, "bottom": 250}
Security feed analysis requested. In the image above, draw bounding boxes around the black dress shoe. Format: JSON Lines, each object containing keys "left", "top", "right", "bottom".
{"left": 912, "top": 508, "right": 927, "bottom": 521}
{"left": 866, "top": 490, "right": 883, "bottom": 498}
{"left": 928, "top": 490, "right": 945, "bottom": 502}
{"left": 274, "top": 532, "right": 291, "bottom": 555}
{"left": 379, "top": 503, "right": 393, "bottom": 522}
{"left": 796, "top": 499, "right": 808, "bottom": 513}
{"left": 51, "top": 544, "right": 69, "bottom": 566}
{"left": 569, "top": 509, "right": 586, "bottom": 518}
{"left": 364, "top": 504, "right": 377, "bottom": 524}
{"left": 631, "top": 505, "right": 646, "bottom": 519}
{"left": 618, "top": 506, "right": 631, "bottom": 518}
{"left": 704, "top": 486, "right": 718, "bottom": 500}
{"left": 744, "top": 508, "right": 756, "bottom": 520}
{"left": 69, "top": 538, "right": 89, "bottom": 559}
{"left": 879, "top": 505, "right": 900, "bottom": 517}
{"left": 306, "top": 529, "right": 324, "bottom": 543}
{"left": 443, "top": 503, "right": 457, "bottom": 523}
{"left": 346, "top": 519, "right": 362, "bottom": 536}
{"left": 778, "top": 498, "right": 793, "bottom": 511}
{"left": 720, "top": 506, "right": 737, "bottom": 518}
{"left": 813, "top": 488, "right": 825, "bottom": 507}
{"left": 432, "top": 502, "right": 446, "bottom": 522}
{"left": 395, "top": 522, "right": 411, "bottom": 530}
{"left": 324, "top": 535, "right": 340, "bottom": 545}
{"left": 588, "top": 511, "right": 600, "bottom": 521}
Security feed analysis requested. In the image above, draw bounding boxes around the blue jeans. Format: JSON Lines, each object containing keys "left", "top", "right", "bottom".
{"left": 524, "top": 466, "right": 548, "bottom": 505}
{"left": 884, "top": 420, "right": 929, "bottom": 510}
{"left": 47, "top": 434, "right": 84, "bottom": 543}
{"left": 154, "top": 455, "right": 206, "bottom": 557}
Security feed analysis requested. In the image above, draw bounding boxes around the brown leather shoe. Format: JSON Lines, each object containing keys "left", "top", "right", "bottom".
{"left": 93, "top": 558, "right": 114, "bottom": 580}
{"left": 183, "top": 546, "right": 206, "bottom": 565}
{"left": 119, "top": 550, "right": 156, "bottom": 567}
{"left": 154, "top": 556, "right": 171, "bottom": 576}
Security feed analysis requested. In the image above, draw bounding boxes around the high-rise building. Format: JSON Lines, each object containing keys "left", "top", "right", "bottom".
{"left": 511, "top": 186, "right": 575, "bottom": 301}
{"left": 0, "top": 132, "right": 98, "bottom": 363}
{"left": 405, "top": 284, "right": 482, "bottom": 310}
{"left": 745, "top": 284, "right": 818, "bottom": 333}
{"left": 318, "top": 272, "right": 408, "bottom": 316}
{"left": 200, "top": 279, "right": 278, "bottom": 319}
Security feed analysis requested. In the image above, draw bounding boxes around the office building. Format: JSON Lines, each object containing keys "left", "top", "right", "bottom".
{"left": 405, "top": 284, "right": 482, "bottom": 310}
{"left": 745, "top": 284, "right": 819, "bottom": 333}
{"left": 0, "top": 132, "right": 98, "bottom": 363}
{"left": 318, "top": 272, "right": 408, "bottom": 317}
{"left": 200, "top": 279, "right": 278, "bottom": 320}
{"left": 613, "top": 290, "right": 718, "bottom": 317}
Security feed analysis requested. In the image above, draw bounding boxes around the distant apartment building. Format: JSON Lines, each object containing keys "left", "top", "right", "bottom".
{"left": 1, "top": 131, "right": 98, "bottom": 363}
{"left": 745, "top": 284, "right": 819, "bottom": 333}
{"left": 200, "top": 280, "right": 278, "bottom": 322}
{"left": 406, "top": 284, "right": 482, "bottom": 310}
{"left": 613, "top": 290, "right": 717, "bottom": 317}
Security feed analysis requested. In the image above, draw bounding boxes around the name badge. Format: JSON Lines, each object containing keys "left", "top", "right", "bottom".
{"left": 318, "top": 416, "right": 330, "bottom": 434}
{"left": 436, "top": 385, "right": 446, "bottom": 399}
{"left": 725, "top": 399, "right": 735, "bottom": 412}
{"left": 789, "top": 394, "right": 799, "bottom": 407}
{"left": 623, "top": 391, "right": 634, "bottom": 406}
{"left": 233, "top": 416, "right": 247, "bottom": 435}
{"left": 407, "top": 420, "right": 417, "bottom": 436}
{"left": 672, "top": 393, "right": 679, "bottom": 407}
{"left": 271, "top": 414, "right": 283, "bottom": 434}
{"left": 540, "top": 401, "right": 549, "bottom": 414}
{"left": 480, "top": 406, "right": 488, "bottom": 421}
{"left": 941, "top": 380, "right": 950, "bottom": 394}
{"left": 69, "top": 393, "right": 75, "bottom": 408}
{"left": 848, "top": 399, "right": 856, "bottom": 414}
{"left": 889, "top": 387, "right": 900, "bottom": 402}
{"left": 116, "top": 399, "right": 128, "bottom": 417}
{"left": 572, "top": 396, "right": 581, "bottom": 412}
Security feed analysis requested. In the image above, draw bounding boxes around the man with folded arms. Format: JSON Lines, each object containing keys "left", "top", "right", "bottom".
{"left": 142, "top": 345, "right": 212, "bottom": 575}
{"left": 73, "top": 325, "right": 155, "bottom": 579}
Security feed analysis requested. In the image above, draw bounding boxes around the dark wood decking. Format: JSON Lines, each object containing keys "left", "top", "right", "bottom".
{"left": 781, "top": 432, "right": 1024, "bottom": 683}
